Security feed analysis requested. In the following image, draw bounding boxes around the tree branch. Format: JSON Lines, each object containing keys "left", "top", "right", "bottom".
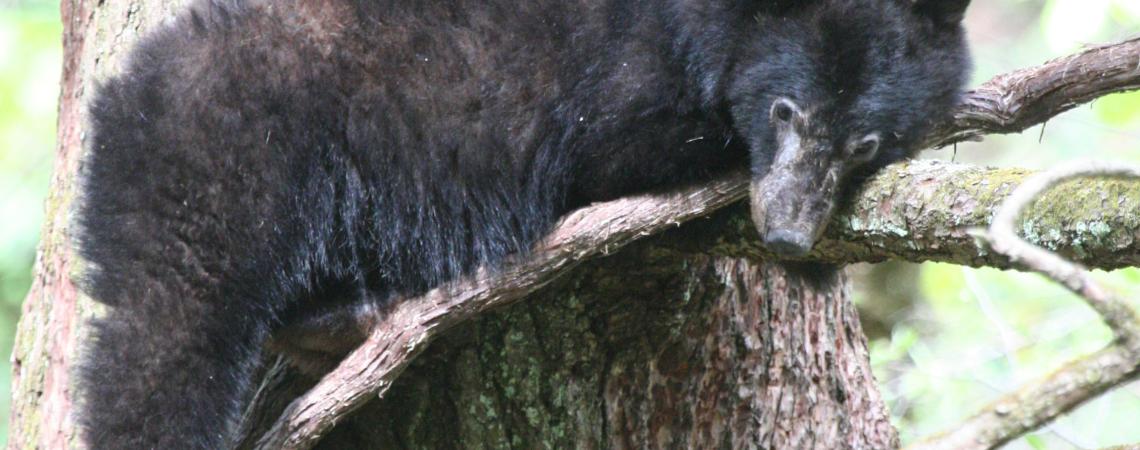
{"left": 254, "top": 37, "right": 1140, "bottom": 449}
{"left": 909, "top": 162, "right": 1140, "bottom": 450}
{"left": 921, "top": 37, "right": 1140, "bottom": 149}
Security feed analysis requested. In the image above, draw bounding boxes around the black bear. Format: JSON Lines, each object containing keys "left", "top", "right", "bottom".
{"left": 76, "top": 0, "right": 971, "bottom": 447}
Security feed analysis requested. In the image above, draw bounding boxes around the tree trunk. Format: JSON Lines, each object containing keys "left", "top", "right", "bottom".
{"left": 9, "top": 0, "right": 898, "bottom": 447}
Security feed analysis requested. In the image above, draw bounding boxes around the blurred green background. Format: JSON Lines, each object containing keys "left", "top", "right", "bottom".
{"left": 0, "top": 0, "right": 61, "bottom": 445}
{"left": 0, "top": 0, "right": 1137, "bottom": 448}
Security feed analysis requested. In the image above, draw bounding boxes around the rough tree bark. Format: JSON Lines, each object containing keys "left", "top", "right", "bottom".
{"left": 8, "top": 1, "right": 1140, "bottom": 449}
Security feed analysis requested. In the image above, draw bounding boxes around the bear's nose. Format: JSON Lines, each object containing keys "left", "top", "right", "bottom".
{"left": 763, "top": 229, "right": 813, "bottom": 258}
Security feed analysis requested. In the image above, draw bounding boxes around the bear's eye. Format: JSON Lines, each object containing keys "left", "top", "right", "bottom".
{"left": 847, "top": 133, "right": 880, "bottom": 162}
{"left": 770, "top": 98, "right": 799, "bottom": 123}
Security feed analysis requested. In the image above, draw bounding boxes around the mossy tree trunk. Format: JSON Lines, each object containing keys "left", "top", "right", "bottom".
{"left": 10, "top": 1, "right": 898, "bottom": 447}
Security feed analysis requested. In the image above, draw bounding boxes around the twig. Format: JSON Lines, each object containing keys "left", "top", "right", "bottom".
{"left": 254, "top": 37, "right": 1140, "bottom": 449}
{"left": 910, "top": 162, "right": 1140, "bottom": 450}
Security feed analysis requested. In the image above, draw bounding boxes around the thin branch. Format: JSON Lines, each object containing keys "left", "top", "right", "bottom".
{"left": 254, "top": 37, "right": 1140, "bottom": 449}
{"left": 910, "top": 162, "right": 1140, "bottom": 450}
{"left": 253, "top": 174, "right": 749, "bottom": 449}
{"left": 921, "top": 37, "right": 1140, "bottom": 149}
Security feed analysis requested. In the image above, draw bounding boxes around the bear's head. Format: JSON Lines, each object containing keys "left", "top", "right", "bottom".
{"left": 729, "top": 0, "right": 972, "bottom": 257}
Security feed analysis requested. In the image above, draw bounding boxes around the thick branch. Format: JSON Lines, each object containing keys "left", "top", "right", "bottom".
{"left": 694, "top": 160, "right": 1140, "bottom": 269}
{"left": 255, "top": 37, "right": 1140, "bottom": 449}
{"left": 911, "top": 162, "right": 1140, "bottom": 450}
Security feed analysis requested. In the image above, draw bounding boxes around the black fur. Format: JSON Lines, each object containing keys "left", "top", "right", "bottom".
{"left": 76, "top": 0, "right": 970, "bottom": 447}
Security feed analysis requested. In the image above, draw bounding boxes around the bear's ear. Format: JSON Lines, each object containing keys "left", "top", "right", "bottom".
{"left": 912, "top": 0, "right": 971, "bottom": 26}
